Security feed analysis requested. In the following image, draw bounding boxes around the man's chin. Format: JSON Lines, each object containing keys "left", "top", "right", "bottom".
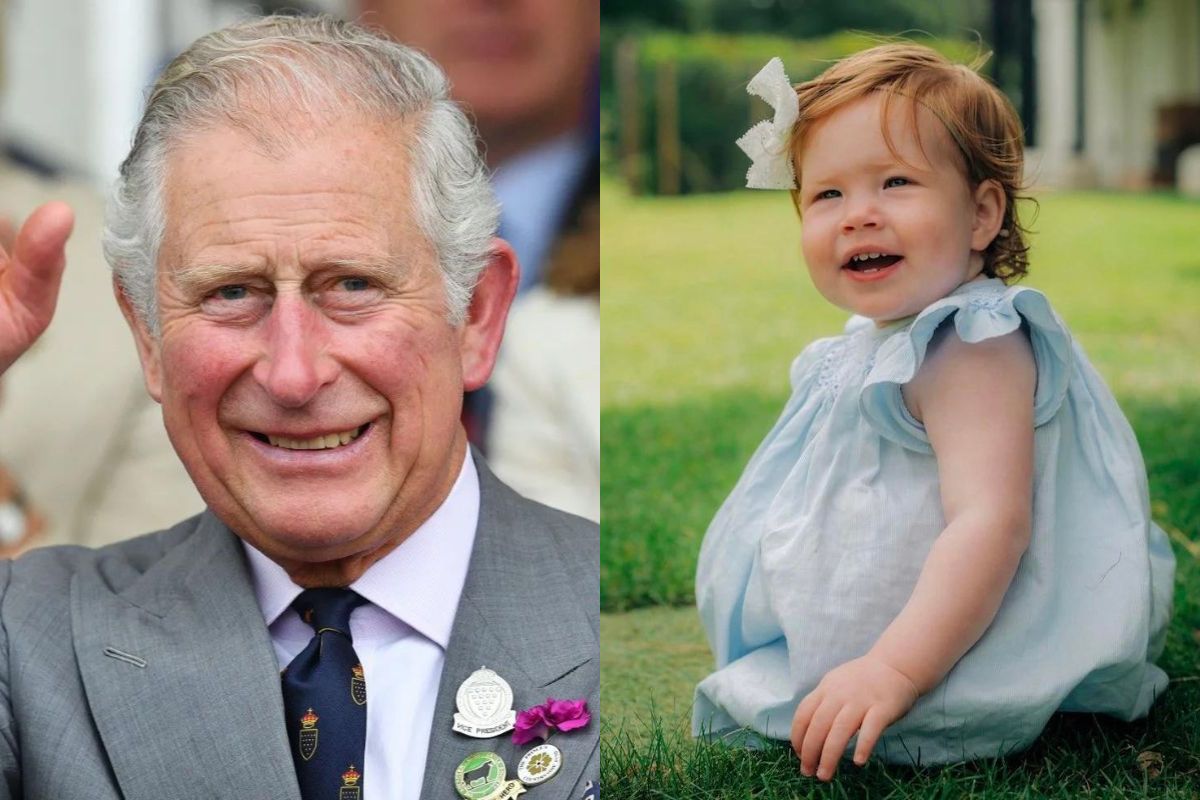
{"left": 230, "top": 507, "right": 389, "bottom": 566}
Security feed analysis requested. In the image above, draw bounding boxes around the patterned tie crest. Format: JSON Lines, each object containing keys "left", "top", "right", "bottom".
{"left": 339, "top": 764, "right": 362, "bottom": 800}
{"left": 298, "top": 708, "right": 319, "bottom": 761}
{"left": 351, "top": 664, "right": 367, "bottom": 706}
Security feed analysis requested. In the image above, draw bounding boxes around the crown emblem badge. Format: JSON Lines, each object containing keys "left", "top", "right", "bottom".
{"left": 351, "top": 663, "right": 367, "bottom": 706}
{"left": 339, "top": 764, "right": 362, "bottom": 800}
{"left": 452, "top": 667, "right": 516, "bottom": 738}
{"left": 298, "top": 708, "right": 319, "bottom": 761}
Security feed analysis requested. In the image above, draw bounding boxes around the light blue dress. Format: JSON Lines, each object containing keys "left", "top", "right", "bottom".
{"left": 693, "top": 278, "right": 1175, "bottom": 765}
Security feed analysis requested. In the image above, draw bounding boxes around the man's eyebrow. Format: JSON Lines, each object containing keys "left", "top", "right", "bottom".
{"left": 171, "top": 257, "right": 408, "bottom": 295}
{"left": 171, "top": 262, "right": 269, "bottom": 295}
{"left": 322, "top": 257, "right": 409, "bottom": 283}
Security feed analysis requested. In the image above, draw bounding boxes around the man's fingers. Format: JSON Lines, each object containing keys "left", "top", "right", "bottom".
{"left": 12, "top": 202, "right": 74, "bottom": 278}
{"left": 0, "top": 216, "right": 17, "bottom": 254}
{"left": 799, "top": 699, "right": 838, "bottom": 777}
{"left": 817, "top": 705, "right": 863, "bottom": 781}
{"left": 852, "top": 705, "right": 889, "bottom": 766}
{"left": 7, "top": 201, "right": 74, "bottom": 320}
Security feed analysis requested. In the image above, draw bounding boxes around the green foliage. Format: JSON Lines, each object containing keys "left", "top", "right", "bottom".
{"left": 602, "top": 31, "right": 984, "bottom": 195}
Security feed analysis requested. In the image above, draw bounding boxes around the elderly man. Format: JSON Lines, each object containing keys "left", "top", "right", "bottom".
{"left": 0, "top": 16, "right": 597, "bottom": 800}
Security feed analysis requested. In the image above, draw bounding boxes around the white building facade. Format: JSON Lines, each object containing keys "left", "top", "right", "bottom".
{"left": 1031, "top": 0, "right": 1200, "bottom": 189}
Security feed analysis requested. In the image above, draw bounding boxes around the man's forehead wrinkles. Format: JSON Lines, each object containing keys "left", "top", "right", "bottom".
{"left": 175, "top": 189, "right": 394, "bottom": 220}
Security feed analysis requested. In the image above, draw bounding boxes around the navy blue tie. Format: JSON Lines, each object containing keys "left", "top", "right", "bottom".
{"left": 282, "top": 588, "right": 368, "bottom": 799}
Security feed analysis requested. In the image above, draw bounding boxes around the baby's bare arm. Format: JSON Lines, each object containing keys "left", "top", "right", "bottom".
{"left": 792, "top": 325, "right": 1036, "bottom": 781}
{"left": 877, "top": 326, "right": 1035, "bottom": 691}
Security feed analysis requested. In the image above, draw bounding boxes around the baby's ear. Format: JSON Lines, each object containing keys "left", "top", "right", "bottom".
{"left": 970, "top": 179, "right": 1006, "bottom": 252}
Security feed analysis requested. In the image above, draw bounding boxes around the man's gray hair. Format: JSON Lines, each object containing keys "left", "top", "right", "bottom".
{"left": 102, "top": 14, "right": 499, "bottom": 332}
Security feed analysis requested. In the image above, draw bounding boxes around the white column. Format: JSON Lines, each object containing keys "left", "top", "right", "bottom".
{"left": 1031, "top": 0, "right": 1080, "bottom": 187}
{"left": 87, "top": 0, "right": 160, "bottom": 189}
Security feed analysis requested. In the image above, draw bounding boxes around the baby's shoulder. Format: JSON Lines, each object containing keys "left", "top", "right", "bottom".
{"left": 862, "top": 280, "right": 1077, "bottom": 451}
{"left": 904, "top": 318, "right": 1037, "bottom": 424}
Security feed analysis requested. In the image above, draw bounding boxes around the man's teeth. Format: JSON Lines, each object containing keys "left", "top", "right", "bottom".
{"left": 266, "top": 427, "right": 362, "bottom": 450}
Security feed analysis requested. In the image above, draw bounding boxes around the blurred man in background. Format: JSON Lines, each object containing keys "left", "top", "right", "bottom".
{"left": 357, "top": 1, "right": 602, "bottom": 518}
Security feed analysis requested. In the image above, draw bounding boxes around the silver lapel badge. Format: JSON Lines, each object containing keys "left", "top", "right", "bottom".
{"left": 452, "top": 666, "right": 517, "bottom": 738}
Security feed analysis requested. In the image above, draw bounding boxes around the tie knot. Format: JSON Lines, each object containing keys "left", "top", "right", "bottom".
{"left": 292, "top": 588, "right": 364, "bottom": 638}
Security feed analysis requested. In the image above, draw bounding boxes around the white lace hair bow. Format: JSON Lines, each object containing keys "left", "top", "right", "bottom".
{"left": 736, "top": 57, "right": 800, "bottom": 190}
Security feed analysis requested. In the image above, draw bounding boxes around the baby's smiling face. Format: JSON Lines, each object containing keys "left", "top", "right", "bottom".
{"left": 797, "top": 93, "right": 1002, "bottom": 324}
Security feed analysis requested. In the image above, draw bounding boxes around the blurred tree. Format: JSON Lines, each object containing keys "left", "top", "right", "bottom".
{"left": 602, "top": 0, "right": 692, "bottom": 28}
{"left": 603, "top": 0, "right": 990, "bottom": 39}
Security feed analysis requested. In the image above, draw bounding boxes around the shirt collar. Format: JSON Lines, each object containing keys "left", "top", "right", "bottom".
{"left": 242, "top": 449, "right": 480, "bottom": 649}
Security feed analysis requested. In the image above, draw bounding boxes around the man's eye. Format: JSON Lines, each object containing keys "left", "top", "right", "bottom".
{"left": 884, "top": 177, "right": 910, "bottom": 188}
{"left": 339, "top": 277, "right": 371, "bottom": 292}
{"left": 216, "top": 285, "right": 248, "bottom": 301}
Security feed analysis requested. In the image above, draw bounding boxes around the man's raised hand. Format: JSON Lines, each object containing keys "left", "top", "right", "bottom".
{"left": 0, "top": 202, "right": 73, "bottom": 376}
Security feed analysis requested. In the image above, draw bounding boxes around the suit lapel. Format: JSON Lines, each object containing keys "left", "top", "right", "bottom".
{"left": 72, "top": 512, "right": 300, "bottom": 800}
{"left": 420, "top": 458, "right": 598, "bottom": 800}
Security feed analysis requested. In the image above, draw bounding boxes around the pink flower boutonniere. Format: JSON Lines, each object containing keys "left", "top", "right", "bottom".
{"left": 512, "top": 698, "right": 591, "bottom": 746}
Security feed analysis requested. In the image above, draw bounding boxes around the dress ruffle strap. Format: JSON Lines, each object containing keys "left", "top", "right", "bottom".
{"left": 860, "top": 281, "right": 1075, "bottom": 453}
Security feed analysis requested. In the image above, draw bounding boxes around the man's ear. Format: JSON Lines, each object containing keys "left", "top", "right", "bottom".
{"left": 970, "top": 179, "right": 1007, "bottom": 252}
{"left": 460, "top": 238, "right": 519, "bottom": 392}
{"left": 113, "top": 277, "right": 163, "bottom": 402}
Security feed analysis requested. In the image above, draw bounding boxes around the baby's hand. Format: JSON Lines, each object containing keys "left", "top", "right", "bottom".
{"left": 790, "top": 654, "right": 919, "bottom": 781}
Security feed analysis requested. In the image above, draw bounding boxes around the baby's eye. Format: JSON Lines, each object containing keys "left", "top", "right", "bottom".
{"left": 814, "top": 188, "right": 841, "bottom": 201}
{"left": 883, "top": 176, "right": 910, "bottom": 188}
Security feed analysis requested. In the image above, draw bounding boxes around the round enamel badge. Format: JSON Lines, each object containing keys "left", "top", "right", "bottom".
{"left": 454, "top": 752, "right": 507, "bottom": 800}
{"left": 516, "top": 743, "right": 562, "bottom": 785}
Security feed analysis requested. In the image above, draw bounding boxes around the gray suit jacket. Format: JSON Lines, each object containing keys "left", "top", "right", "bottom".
{"left": 0, "top": 459, "right": 598, "bottom": 799}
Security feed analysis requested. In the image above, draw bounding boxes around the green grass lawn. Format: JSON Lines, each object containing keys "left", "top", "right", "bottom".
{"left": 600, "top": 181, "right": 1200, "bottom": 796}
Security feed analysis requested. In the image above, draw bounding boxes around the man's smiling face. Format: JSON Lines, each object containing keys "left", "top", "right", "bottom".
{"left": 125, "top": 118, "right": 476, "bottom": 583}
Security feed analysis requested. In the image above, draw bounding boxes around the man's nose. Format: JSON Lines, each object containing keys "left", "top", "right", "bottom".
{"left": 253, "top": 294, "right": 337, "bottom": 408}
{"left": 840, "top": 194, "right": 880, "bottom": 232}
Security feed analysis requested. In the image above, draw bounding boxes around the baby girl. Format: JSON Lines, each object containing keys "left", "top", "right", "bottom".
{"left": 693, "top": 43, "right": 1175, "bottom": 781}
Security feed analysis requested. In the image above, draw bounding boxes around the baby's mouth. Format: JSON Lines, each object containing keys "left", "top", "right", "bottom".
{"left": 843, "top": 253, "right": 903, "bottom": 273}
